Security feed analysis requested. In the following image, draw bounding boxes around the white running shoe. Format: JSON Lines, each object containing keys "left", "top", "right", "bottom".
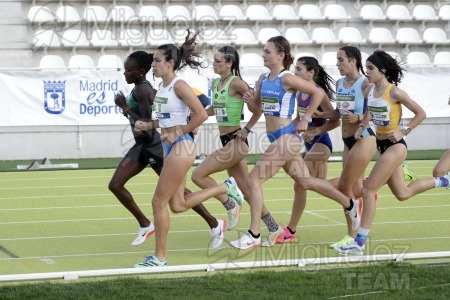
{"left": 334, "top": 239, "right": 365, "bottom": 256}
{"left": 345, "top": 199, "right": 361, "bottom": 232}
{"left": 262, "top": 226, "right": 284, "bottom": 247}
{"left": 229, "top": 232, "right": 261, "bottom": 250}
{"left": 210, "top": 219, "right": 226, "bottom": 249}
{"left": 131, "top": 223, "right": 155, "bottom": 246}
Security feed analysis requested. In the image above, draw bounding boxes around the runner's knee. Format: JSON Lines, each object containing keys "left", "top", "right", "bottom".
{"left": 393, "top": 190, "right": 410, "bottom": 201}
{"left": 191, "top": 168, "right": 203, "bottom": 186}
{"left": 167, "top": 202, "right": 187, "bottom": 214}
{"left": 108, "top": 180, "right": 121, "bottom": 193}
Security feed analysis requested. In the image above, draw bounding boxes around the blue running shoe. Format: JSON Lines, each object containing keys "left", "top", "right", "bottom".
{"left": 134, "top": 256, "right": 167, "bottom": 268}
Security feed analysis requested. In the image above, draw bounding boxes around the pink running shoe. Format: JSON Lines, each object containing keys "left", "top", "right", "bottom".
{"left": 276, "top": 227, "right": 297, "bottom": 243}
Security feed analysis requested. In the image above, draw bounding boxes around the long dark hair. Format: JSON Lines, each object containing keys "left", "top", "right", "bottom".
{"left": 217, "top": 46, "right": 242, "bottom": 79}
{"left": 297, "top": 56, "right": 335, "bottom": 98}
{"left": 157, "top": 29, "right": 204, "bottom": 72}
{"left": 267, "top": 36, "right": 294, "bottom": 70}
{"left": 367, "top": 50, "right": 405, "bottom": 86}
{"left": 339, "top": 46, "right": 366, "bottom": 76}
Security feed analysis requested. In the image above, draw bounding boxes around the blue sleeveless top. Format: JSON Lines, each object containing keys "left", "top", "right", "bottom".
{"left": 260, "top": 70, "right": 296, "bottom": 119}
{"left": 335, "top": 76, "right": 366, "bottom": 116}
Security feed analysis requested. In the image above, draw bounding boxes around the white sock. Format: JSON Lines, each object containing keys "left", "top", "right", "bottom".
{"left": 358, "top": 227, "right": 370, "bottom": 236}
{"left": 434, "top": 177, "right": 441, "bottom": 188}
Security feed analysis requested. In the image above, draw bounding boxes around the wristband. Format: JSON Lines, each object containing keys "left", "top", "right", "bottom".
{"left": 400, "top": 127, "right": 411, "bottom": 136}
{"left": 244, "top": 126, "right": 252, "bottom": 133}
{"left": 358, "top": 124, "right": 365, "bottom": 129}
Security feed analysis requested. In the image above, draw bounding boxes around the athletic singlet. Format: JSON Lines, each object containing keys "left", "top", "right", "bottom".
{"left": 335, "top": 76, "right": 366, "bottom": 117}
{"left": 125, "top": 80, "right": 154, "bottom": 130}
{"left": 297, "top": 87, "right": 326, "bottom": 127}
{"left": 260, "top": 70, "right": 296, "bottom": 119}
{"left": 212, "top": 76, "right": 243, "bottom": 126}
{"left": 154, "top": 77, "right": 189, "bottom": 128}
{"left": 367, "top": 84, "right": 401, "bottom": 134}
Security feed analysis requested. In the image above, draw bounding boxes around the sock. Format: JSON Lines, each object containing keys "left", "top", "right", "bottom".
{"left": 287, "top": 226, "right": 296, "bottom": 234}
{"left": 248, "top": 229, "right": 260, "bottom": 239}
{"left": 434, "top": 176, "right": 449, "bottom": 188}
{"left": 345, "top": 199, "right": 354, "bottom": 211}
{"left": 223, "top": 198, "right": 236, "bottom": 210}
{"left": 261, "top": 213, "right": 278, "bottom": 232}
{"left": 355, "top": 227, "right": 370, "bottom": 246}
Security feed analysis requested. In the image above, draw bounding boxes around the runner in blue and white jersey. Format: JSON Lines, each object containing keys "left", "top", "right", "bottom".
{"left": 230, "top": 36, "right": 361, "bottom": 250}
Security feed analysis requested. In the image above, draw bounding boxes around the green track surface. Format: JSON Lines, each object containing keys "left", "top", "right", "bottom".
{"left": 0, "top": 156, "right": 448, "bottom": 299}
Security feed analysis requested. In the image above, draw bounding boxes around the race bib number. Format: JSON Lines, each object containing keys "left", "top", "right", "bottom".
{"left": 336, "top": 95, "right": 355, "bottom": 117}
{"left": 261, "top": 96, "right": 280, "bottom": 114}
{"left": 154, "top": 96, "right": 170, "bottom": 119}
{"left": 297, "top": 106, "right": 312, "bottom": 122}
{"left": 213, "top": 102, "right": 229, "bottom": 122}
{"left": 369, "top": 105, "right": 390, "bottom": 126}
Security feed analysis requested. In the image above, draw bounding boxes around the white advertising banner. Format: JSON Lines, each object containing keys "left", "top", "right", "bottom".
{"left": 0, "top": 66, "right": 448, "bottom": 127}
{"left": 0, "top": 68, "right": 216, "bottom": 126}
{"left": 0, "top": 69, "right": 132, "bottom": 126}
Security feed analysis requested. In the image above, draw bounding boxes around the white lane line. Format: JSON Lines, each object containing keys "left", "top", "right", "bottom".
{"left": 0, "top": 173, "right": 283, "bottom": 183}
{"left": 0, "top": 183, "right": 157, "bottom": 191}
{"left": 1, "top": 203, "right": 449, "bottom": 212}
{"left": 1, "top": 221, "right": 450, "bottom": 241}
{"left": 329, "top": 290, "right": 387, "bottom": 298}
{"left": 1, "top": 212, "right": 450, "bottom": 226}
{"left": 0, "top": 191, "right": 448, "bottom": 201}
{"left": 1, "top": 236, "right": 449, "bottom": 262}
{"left": 0, "top": 175, "right": 115, "bottom": 182}
{"left": 304, "top": 211, "right": 345, "bottom": 225}
{"left": 0, "top": 161, "right": 438, "bottom": 180}
{"left": 416, "top": 282, "right": 450, "bottom": 290}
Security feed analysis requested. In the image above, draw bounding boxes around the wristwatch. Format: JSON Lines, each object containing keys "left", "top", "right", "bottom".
{"left": 400, "top": 127, "right": 411, "bottom": 136}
